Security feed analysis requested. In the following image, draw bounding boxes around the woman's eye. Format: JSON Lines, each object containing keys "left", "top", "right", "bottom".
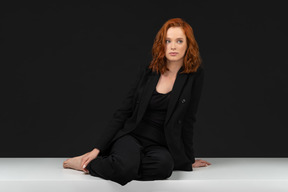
{"left": 165, "top": 40, "right": 182, "bottom": 43}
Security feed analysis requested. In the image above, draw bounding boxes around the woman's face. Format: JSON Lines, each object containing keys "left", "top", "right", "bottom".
{"left": 165, "top": 27, "right": 187, "bottom": 64}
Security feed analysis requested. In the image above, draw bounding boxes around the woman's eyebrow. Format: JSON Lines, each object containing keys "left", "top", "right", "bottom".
{"left": 166, "top": 37, "right": 184, "bottom": 39}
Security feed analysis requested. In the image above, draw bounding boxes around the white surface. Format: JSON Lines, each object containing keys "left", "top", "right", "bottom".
{"left": 0, "top": 158, "right": 288, "bottom": 192}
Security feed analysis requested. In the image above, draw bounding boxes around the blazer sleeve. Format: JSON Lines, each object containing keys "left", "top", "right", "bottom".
{"left": 182, "top": 66, "right": 205, "bottom": 164}
{"left": 93, "top": 65, "right": 147, "bottom": 152}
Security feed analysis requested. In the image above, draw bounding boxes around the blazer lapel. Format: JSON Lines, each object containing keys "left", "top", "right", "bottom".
{"left": 136, "top": 72, "right": 159, "bottom": 124}
{"left": 164, "top": 72, "right": 188, "bottom": 126}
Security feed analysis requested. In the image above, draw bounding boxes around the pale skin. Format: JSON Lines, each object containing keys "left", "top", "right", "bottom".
{"left": 63, "top": 26, "right": 211, "bottom": 173}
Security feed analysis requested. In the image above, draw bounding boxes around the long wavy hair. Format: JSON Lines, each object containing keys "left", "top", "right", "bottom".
{"left": 149, "top": 18, "right": 202, "bottom": 74}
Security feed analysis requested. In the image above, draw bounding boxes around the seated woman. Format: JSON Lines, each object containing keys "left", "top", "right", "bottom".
{"left": 63, "top": 17, "right": 211, "bottom": 186}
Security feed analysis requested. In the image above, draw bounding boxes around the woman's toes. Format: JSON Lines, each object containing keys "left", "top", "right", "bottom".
{"left": 63, "top": 159, "right": 70, "bottom": 168}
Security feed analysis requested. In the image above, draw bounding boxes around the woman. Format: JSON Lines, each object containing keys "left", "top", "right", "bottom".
{"left": 63, "top": 18, "right": 211, "bottom": 186}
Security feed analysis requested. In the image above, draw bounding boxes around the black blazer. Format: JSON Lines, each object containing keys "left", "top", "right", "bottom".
{"left": 93, "top": 64, "right": 205, "bottom": 171}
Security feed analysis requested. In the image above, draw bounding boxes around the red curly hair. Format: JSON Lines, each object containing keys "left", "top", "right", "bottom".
{"left": 149, "top": 18, "right": 202, "bottom": 74}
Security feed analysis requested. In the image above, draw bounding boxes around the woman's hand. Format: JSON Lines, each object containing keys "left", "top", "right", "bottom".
{"left": 192, "top": 159, "right": 211, "bottom": 168}
{"left": 81, "top": 148, "right": 100, "bottom": 173}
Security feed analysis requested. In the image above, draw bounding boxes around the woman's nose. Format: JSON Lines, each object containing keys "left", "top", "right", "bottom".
{"left": 171, "top": 43, "right": 176, "bottom": 50}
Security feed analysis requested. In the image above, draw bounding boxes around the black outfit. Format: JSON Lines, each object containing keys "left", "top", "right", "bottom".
{"left": 86, "top": 65, "right": 205, "bottom": 185}
{"left": 131, "top": 87, "right": 171, "bottom": 148}
{"left": 86, "top": 88, "right": 174, "bottom": 185}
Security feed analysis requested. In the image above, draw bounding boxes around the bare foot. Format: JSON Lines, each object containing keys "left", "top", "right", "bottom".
{"left": 63, "top": 153, "right": 88, "bottom": 172}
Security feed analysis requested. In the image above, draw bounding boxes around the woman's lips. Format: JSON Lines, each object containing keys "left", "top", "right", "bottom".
{"left": 169, "top": 52, "right": 178, "bottom": 56}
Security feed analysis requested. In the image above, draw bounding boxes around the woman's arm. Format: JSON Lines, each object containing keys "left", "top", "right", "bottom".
{"left": 93, "top": 65, "right": 147, "bottom": 152}
{"left": 182, "top": 66, "right": 205, "bottom": 164}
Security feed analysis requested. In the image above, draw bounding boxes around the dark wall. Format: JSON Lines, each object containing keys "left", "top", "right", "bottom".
{"left": 1, "top": 1, "right": 287, "bottom": 157}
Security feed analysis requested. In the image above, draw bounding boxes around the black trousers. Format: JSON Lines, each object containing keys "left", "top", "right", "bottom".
{"left": 85, "top": 134, "right": 174, "bottom": 186}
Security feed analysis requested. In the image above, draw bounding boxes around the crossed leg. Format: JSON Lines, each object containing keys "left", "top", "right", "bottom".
{"left": 62, "top": 134, "right": 174, "bottom": 185}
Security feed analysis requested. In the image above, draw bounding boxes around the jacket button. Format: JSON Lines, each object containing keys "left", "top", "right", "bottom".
{"left": 181, "top": 99, "right": 186, "bottom": 103}
{"left": 178, "top": 120, "right": 182, "bottom": 124}
{"left": 136, "top": 100, "right": 140, "bottom": 104}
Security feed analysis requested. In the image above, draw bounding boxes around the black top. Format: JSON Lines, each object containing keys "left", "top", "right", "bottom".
{"left": 131, "top": 87, "right": 171, "bottom": 147}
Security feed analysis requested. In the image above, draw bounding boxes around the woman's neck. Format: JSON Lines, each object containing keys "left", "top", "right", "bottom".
{"left": 165, "top": 60, "right": 183, "bottom": 76}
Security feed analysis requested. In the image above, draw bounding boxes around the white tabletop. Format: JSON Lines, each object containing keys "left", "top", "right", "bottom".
{"left": 1, "top": 158, "right": 288, "bottom": 192}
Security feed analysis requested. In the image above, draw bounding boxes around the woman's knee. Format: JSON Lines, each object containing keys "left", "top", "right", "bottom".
{"left": 155, "top": 154, "right": 174, "bottom": 179}
{"left": 141, "top": 147, "right": 174, "bottom": 179}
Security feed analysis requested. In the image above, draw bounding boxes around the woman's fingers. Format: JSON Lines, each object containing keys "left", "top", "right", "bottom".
{"left": 199, "top": 159, "right": 212, "bottom": 165}
{"left": 202, "top": 161, "right": 211, "bottom": 165}
{"left": 201, "top": 161, "right": 210, "bottom": 166}
{"left": 81, "top": 156, "right": 89, "bottom": 169}
{"left": 82, "top": 155, "right": 94, "bottom": 169}
{"left": 82, "top": 157, "right": 91, "bottom": 169}
{"left": 83, "top": 167, "right": 89, "bottom": 173}
{"left": 192, "top": 159, "right": 212, "bottom": 168}
{"left": 82, "top": 158, "right": 90, "bottom": 169}
{"left": 79, "top": 150, "right": 100, "bottom": 171}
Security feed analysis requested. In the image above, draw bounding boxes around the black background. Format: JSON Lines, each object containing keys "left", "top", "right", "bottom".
{"left": 1, "top": 1, "right": 287, "bottom": 157}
